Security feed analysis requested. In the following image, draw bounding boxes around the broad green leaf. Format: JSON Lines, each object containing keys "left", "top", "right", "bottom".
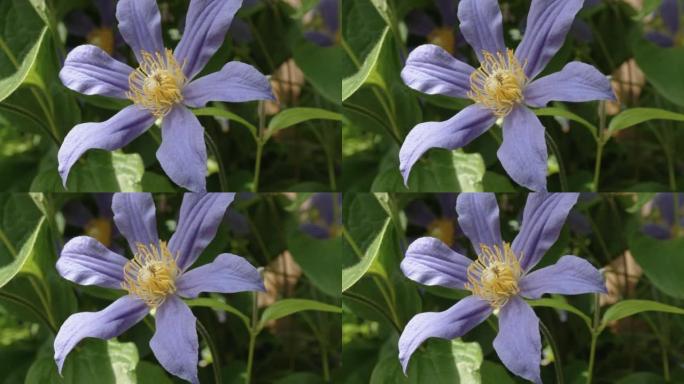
{"left": 632, "top": 0, "right": 663, "bottom": 21}
{"left": 186, "top": 297, "right": 250, "bottom": 329}
{"left": 629, "top": 234, "right": 684, "bottom": 299}
{"left": 601, "top": 299, "right": 684, "bottom": 327}
{"left": 616, "top": 372, "right": 666, "bottom": 384}
{"left": 452, "top": 339, "right": 483, "bottom": 384}
{"left": 528, "top": 297, "right": 592, "bottom": 329}
{"left": 135, "top": 362, "right": 173, "bottom": 384}
{"left": 607, "top": 108, "right": 684, "bottom": 136}
{"left": 479, "top": 361, "right": 515, "bottom": 384}
{"left": 291, "top": 39, "right": 342, "bottom": 104}
{"left": 287, "top": 230, "right": 341, "bottom": 298}
{"left": 342, "top": 217, "right": 391, "bottom": 291}
{"left": 0, "top": 217, "right": 46, "bottom": 288}
{"left": 0, "top": 0, "right": 47, "bottom": 102}
{"left": 342, "top": 27, "right": 390, "bottom": 101}
{"left": 266, "top": 107, "right": 342, "bottom": 140}
{"left": 535, "top": 107, "right": 598, "bottom": 139}
{"left": 634, "top": 40, "right": 684, "bottom": 107}
{"left": 258, "top": 298, "right": 341, "bottom": 330}
{"left": 406, "top": 340, "right": 460, "bottom": 384}
{"left": 193, "top": 107, "right": 258, "bottom": 140}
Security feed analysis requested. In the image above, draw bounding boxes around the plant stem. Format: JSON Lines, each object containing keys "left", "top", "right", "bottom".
{"left": 0, "top": 290, "right": 57, "bottom": 334}
{"left": 539, "top": 320, "right": 564, "bottom": 384}
{"left": 197, "top": 319, "right": 222, "bottom": 384}
{"left": 592, "top": 102, "right": 607, "bottom": 192}
{"left": 545, "top": 131, "right": 568, "bottom": 192}
{"left": 252, "top": 101, "right": 266, "bottom": 192}
{"left": 586, "top": 293, "right": 602, "bottom": 384}
{"left": 592, "top": 141, "right": 604, "bottom": 193}
{"left": 204, "top": 132, "right": 229, "bottom": 191}
{"left": 245, "top": 289, "right": 259, "bottom": 384}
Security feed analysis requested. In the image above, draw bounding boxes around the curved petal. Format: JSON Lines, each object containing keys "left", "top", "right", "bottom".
{"left": 58, "top": 105, "right": 154, "bottom": 187}
{"left": 398, "top": 296, "right": 491, "bottom": 373}
{"left": 157, "top": 106, "right": 208, "bottom": 192}
{"left": 174, "top": 0, "right": 242, "bottom": 80}
{"left": 54, "top": 295, "right": 148, "bottom": 373}
{"left": 519, "top": 255, "right": 606, "bottom": 299}
{"left": 399, "top": 104, "right": 495, "bottom": 185}
{"left": 401, "top": 44, "right": 476, "bottom": 99}
{"left": 512, "top": 193, "right": 579, "bottom": 272}
{"left": 401, "top": 237, "right": 472, "bottom": 289}
{"left": 115, "top": 0, "right": 164, "bottom": 63}
{"left": 177, "top": 253, "right": 264, "bottom": 298}
{"left": 59, "top": 45, "right": 134, "bottom": 99}
{"left": 112, "top": 193, "right": 159, "bottom": 252}
{"left": 57, "top": 236, "right": 128, "bottom": 289}
{"left": 457, "top": 0, "right": 505, "bottom": 62}
{"left": 150, "top": 295, "right": 199, "bottom": 384}
{"left": 515, "top": 0, "right": 584, "bottom": 79}
{"left": 645, "top": 31, "right": 675, "bottom": 48}
{"left": 183, "top": 61, "right": 274, "bottom": 108}
{"left": 493, "top": 296, "right": 542, "bottom": 384}
{"left": 456, "top": 193, "right": 502, "bottom": 249}
{"left": 169, "top": 193, "right": 236, "bottom": 271}
{"left": 497, "top": 106, "right": 547, "bottom": 192}
{"left": 524, "top": 62, "right": 615, "bottom": 107}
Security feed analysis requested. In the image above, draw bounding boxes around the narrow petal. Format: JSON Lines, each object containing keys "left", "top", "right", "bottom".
{"left": 519, "top": 255, "right": 606, "bottom": 299}
{"left": 54, "top": 295, "right": 148, "bottom": 373}
{"left": 58, "top": 106, "right": 154, "bottom": 187}
{"left": 157, "top": 106, "right": 208, "bottom": 192}
{"left": 112, "top": 193, "right": 159, "bottom": 252}
{"left": 174, "top": 0, "right": 243, "bottom": 80}
{"left": 115, "top": 0, "right": 164, "bottom": 63}
{"left": 399, "top": 104, "right": 495, "bottom": 185}
{"left": 57, "top": 236, "right": 128, "bottom": 289}
{"left": 169, "top": 193, "right": 236, "bottom": 271}
{"left": 401, "top": 44, "right": 476, "bottom": 99}
{"left": 177, "top": 253, "right": 264, "bottom": 298}
{"left": 512, "top": 193, "right": 579, "bottom": 272}
{"left": 524, "top": 62, "right": 615, "bottom": 107}
{"left": 493, "top": 296, "right": 542, "bottom": 384}
{"left": 456, "top": 193, "right": 502, "bottom": 249}
{"left": 497, "top": 106, "right": 547, "bottom": 192}
{"left": 59, "top": 45, "right": 134, "bottom": 99}
{"left": 653, "top": 193, "right": 679, "bottom": 227}
{"left": 150, "top": 296, "right": 199, "bottom": 384}
{"left": 398, "top": 296, "right": 491, "bottom": 373}
{"left": 645, "top": 32, "right": 675, "bottom": 48}
{"left": 183, "top": 61, "right": 274, "bottom": 108}
{"left": 660, "top": 0, "right": 680, "bottom": 35}
{"left": 515, "top": 0, "right": 584, "bottom": 79}
{"left": 457, "top": 0, "right": 505, "bottom": 62}
{"left": 401, "top": 237, "right": 472, "bottom": 289}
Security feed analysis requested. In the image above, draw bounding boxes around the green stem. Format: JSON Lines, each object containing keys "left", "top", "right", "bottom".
{"left": 342, "top": 291, "right": 402, "bottom": 333}
{"left": 0, "top": 290, "right": 57, "bottom": 334}
{"left": 245, "top": 289, "right": 259, "bottom": 384}
{"left": 252, "top": 142, "right": 263, "bottom": 192}
{"left": 197, "top": 319, "right": 222, "bottom": 384}
{"left": 545, "top": 131, "right": 568, "bottom": 192}
{"left": 586, "top": 293, "right": 602, "bottom": 384}
{"left": 204, "top": 131, "right": 229, "bottom": 191}
{"left": 539, "top": 320, "right": 564, "bottom": 384}
{"left": 592, "top": 141, "right": 604, "bottom": 193}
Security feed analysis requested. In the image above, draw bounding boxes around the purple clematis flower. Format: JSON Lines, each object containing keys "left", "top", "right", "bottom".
{"left": 642, "top": 193, "right": 684, "bottom": 239}
{"left": 398, "top": 193, "right": 606, "bottom": 383}
{"left": 65, "top": 0, "right": 124, "bottom": 58}
{"left": 53, "top": 193, "right": 265, "bottom": 383}
{"left": 645, "top": 0, "right": 681, "bottom": 47}
{"left": 405, "top": 193, "right": 464, "bottom": 252}
{"left": 399, "top": 0, "right": 616, "bottom": 191}
{"left": 62, "top": 193, "right": 122, "bottom": 252}
{"left": 58, "top": 0, "right": 275, "bottom": 192}
{"left": 406, "top": 0, "right": 464, "bottom": 56}
{"left": 304, "top": 0, "right": 339, "bottom": 47}
{"left": 300, "top": 193, "right": 341, "bottom": 239}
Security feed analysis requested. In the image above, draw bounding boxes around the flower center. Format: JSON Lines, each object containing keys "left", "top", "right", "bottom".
{"left": 468, "top": 49, "right": 528, "bottom": 117}
{"left": 127, "top": 49, "right": 187, "bottom": 118}
{"left": 427, "top": 218, "right": 455, "bottom": 247}
{"left": 465, "top": 242, "right": 522, "bottom": 308}
{"left": 87, "top": 27, "right": 115, "bottom": 55}
{"left": 84, "top": 218, "right": 112, "bottom": 247}
{"left": 428, "top": 27, "right": 456, "bottom": 55}
{"left": 122, "top": 241, "right": 180, "bottom": 307}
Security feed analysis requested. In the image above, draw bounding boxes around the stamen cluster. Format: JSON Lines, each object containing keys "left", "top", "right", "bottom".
{"left": 468, "top": 49, "right": 528, "bottom": 117}
{"left": 127, "top": 49, "right": 187, "bottom": 118}
{"left": 122, "top": 241, "right": 180, "bottom": 307}
{"left": 465, "top": 242, "right": 522, "bottom": 308}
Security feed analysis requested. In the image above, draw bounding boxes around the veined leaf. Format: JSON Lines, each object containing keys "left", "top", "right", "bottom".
{"left": 342, "top": 27, "right": 390, "bottom": 101}
{"left": 601, "top": 299, "right": 684, "bottom": 328}
{"left": 342, "top": 218, "right": 391, "bottom": 291}
{"left": 266, "top": 107, "right": 342, "bottom": 140}
{"left": 258, "top": 298, "right": 341, "bottom": 330}
{"left": 607, "top": 108, "right": 684, "bottom": 136}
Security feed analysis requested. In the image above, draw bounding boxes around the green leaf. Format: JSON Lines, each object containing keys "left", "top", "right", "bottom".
{"left": 406, "top": 340, "right": 460, "bottom": 383}
{"left": 616, "top": 372, "right": 666, "bottom": 384}
{"left": 601, "top": 300, "right": 684, "bottom": 327}
{"left": 0, "top": 0, "right": 47, "bottom": 102}
{"left": 534, "top": 107, "right": 598, "bottom": 139}
{"left": 451, "top": 339, "right": 483, "bottom": 384}
{"left": 193, "top": 107, "right": 258, "bottom": 140}
{"left": 135, "top": 362, "right": 173, "bottom": 384}
{"left": 342, "top": 217, "right": 391, "bottom": 291}
{"left": 479, "top": 361, "right": 515, "bottom": 384}
{"left": 607, "top": 108, "right": 684, "bottom": 136}
{"left": 291, "top": 40, "right": 342, "bottom": 104}
{"left": 632, "top": 0, "right": 663, "bottom": 21}
{"left": 287, "top": 231, "right": 341, "bottom": 298}
{"left": 258, "top": 298, "right": 341, "bottom": 330}
{"left": 266, "top": 107, "right": 342, "bottom": 140}
{"left": 634, "top": 40, "right": 684, "bottom": 107}
{"left": 342, "top": 27, "right": 390, "bottom": 101}
{"left": 186, "top": 297, "right": 250, "bottom": 329}
{"left": 0, "top": 217, "right": 46, "bottom": 288}
{"left": 629, "top": 234, "right": 684, "bottom": 299}
{"left": 527, "top": 297, "right": 592, "bottom": 329}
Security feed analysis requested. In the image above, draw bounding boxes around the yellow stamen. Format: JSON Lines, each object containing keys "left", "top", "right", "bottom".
{"left": 121, "top": 241, "right": 180, "bottom": 308}
{"left": 465, "top": 242, "right": 523, "bottom": 308}
{"left": 468, "top": 49, "right": 528, "bottom": 117}
{"left": 87, "top": 27, "right": 115, "bottom": 55}
{"left": 84, "top": 218, "right": 112, "bottom": 247}
{"left": 127, "top": 49, "right": 186, "bottom": 118}
{"left": 427, "top": 218, "right": 455, "bottom": 247}
{"left": 428, "top": 27, "right": 456, "bottom": 55}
